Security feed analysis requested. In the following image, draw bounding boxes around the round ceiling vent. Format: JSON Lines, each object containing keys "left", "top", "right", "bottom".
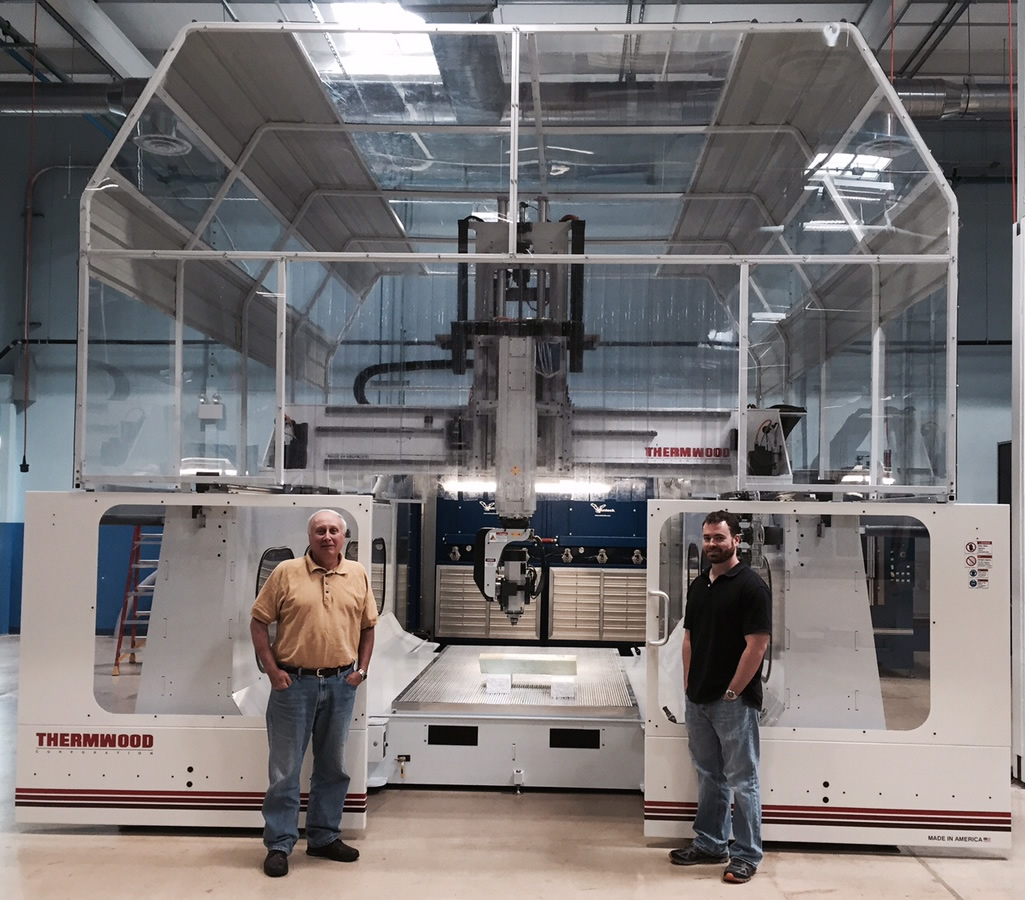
{"left": 856, "top": 135, "right": 913, "bottom": 158}
{"left": 132, "top": 132, "right": 194, "bottom": 157}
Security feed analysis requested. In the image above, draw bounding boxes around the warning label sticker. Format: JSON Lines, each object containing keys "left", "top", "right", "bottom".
{"left": 967, "top": 539, "right": 993, "bottom": 588}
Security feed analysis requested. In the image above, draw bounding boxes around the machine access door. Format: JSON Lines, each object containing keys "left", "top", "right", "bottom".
{"left": 643, "top": 499, "right": 1012, "bottom": 852}
{"left": 16, "top": 492, "right": 378, "bottom": 830}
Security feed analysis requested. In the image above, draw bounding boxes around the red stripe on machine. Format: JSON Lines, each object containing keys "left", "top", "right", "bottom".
{"left": 16, "top": 788, "right": 368, "bottom": 812}
{"left": 644, "top": 801, "right": 1010, "bottom": 830}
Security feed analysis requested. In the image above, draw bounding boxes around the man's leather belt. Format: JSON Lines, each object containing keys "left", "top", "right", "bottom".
{"left": 279, "top": 663, "right": 353, "bottom": 678}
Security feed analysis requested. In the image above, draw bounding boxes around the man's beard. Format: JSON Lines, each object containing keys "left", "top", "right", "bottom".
{"left": 706, "top": 544, "right": 736, "bottom": 564}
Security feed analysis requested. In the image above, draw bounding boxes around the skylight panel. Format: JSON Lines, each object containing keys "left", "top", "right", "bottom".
{"left": 329, "top": 3, "right": 440, "bottom": 77}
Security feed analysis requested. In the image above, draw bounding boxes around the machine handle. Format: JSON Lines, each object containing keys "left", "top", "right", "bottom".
{"left": 648, "top": 590, "right": 671, "bottom": 646}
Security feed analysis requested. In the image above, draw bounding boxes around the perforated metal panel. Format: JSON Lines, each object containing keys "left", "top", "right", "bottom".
{"left": 550, "top": 568, "right": 646, "bottom": 641}
{"left": 550, "top": 568, "right": 601, "bottom": 640}
{"left": 600, "top": 570, "right": 648, "bottom": 641}
{"left": 435, "top": 565, "right": 538, "bottom": 639}
{"left": 393, "top": 645, "right": 638, "bottom": 718}
{"left": 437, "top": 565, "right": 644, "bottom": 641}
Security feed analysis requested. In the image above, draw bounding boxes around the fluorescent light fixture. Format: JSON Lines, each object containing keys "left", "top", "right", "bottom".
{"left": 440, "top": 478, "right": 611, "bottom": 495}
{"left": 837, "top": 194, "right": 888, "bottom": 205}
{"left": 536, "top": 479, "right": 611, "bottom": 495}
{"left": 806, "top": 151, "right": 892, "bottom": 179}
{"left": 803, "top": 179, "right": 893, "bottom": 194}
{"left": 833, "top": 177, "right": 894, "bottom": 193}
{"left": 329, "top": 4, "right": 439, "bottom": 77}
{"left": 751, "top": 311, "right": 787, "bottom": 323}
{"left": 803, "top": 219, "right": 849, "bottom": 232}
{"left": 840, "top": 466, "right": 895, "bottom": 486}
{"left": 441, "top": 478, "right": 495, "bottom": 493}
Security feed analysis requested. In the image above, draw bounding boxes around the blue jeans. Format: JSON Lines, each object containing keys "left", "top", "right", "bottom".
{"left": 684, "top": 695, "right": 763, "bottom": 867}
{"left": 262, "top": 668, "right": 358, "bottom": 853}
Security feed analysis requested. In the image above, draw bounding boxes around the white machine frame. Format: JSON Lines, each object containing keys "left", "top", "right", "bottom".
{"left": 16, "top": 492, "right": 1013, "bottom": 856}
{"left": 16, "top": 491, "right": 375, "bottom": 828}
{"left": 644, "top": 499, "right": 1012, "bottom": 852}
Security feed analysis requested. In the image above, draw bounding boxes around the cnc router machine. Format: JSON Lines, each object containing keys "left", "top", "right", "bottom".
{"left": 15, "top": 20, "right": 1012, "bottom": 853}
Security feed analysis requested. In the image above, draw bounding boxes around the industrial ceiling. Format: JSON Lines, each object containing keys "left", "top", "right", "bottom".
{"left": 0, "top": 1, "right": 1017, "bottom": 83}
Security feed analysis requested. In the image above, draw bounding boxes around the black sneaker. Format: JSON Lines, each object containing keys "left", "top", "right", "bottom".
{"left": 669, "top": 844, "right": 729, "bottom": 866}
{"left": 306, "top": 839, "right": 360, "bottom": 863}
{"left": 722, "top": 858, "right": 757, "bottom": 883}
{"left": 263, "top": 849, "right": 288, "bottom": 877}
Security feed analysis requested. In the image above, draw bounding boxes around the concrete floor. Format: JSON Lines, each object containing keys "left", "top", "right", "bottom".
{"left": 2, "top": 634, "right": 1023, "bottom": 899}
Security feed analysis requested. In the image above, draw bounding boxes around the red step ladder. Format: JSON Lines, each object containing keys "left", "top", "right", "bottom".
{"left": 113, "top": 526, "right": 161, "bottom": 676}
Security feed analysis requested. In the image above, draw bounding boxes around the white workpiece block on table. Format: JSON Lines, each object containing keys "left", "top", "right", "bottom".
{"left": 550, "top": 676, "right": 576, "bottom": 699}
{"left": 485, "top": 674, "right": 512, "bottom": 694}
{"left": 479, "top": 652, "right": 577, "bottom": 676}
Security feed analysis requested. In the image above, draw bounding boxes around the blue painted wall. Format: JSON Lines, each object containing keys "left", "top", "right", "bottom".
{"left": 0, "top": 523, "right": 159, "bottom": 635}
{"left": 0, "top": 523, "right": 24, "bottom": 633}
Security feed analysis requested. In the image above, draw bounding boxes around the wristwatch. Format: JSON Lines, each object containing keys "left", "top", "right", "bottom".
{"left": 724, "top": 689, "right": 738, "bottom": 701}
{"left": 357, "top": 667, "right": 368, "bottom": 680}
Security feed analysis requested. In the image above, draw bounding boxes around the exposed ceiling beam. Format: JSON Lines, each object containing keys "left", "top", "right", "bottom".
{"left": 857, "top": 0, "right": 914, "bottom": 54}
{"left": 898, "top": 1, "right": 973, "bottom": 79}
{"left": 39, "top": 0, "right": 154, "bottom": 78}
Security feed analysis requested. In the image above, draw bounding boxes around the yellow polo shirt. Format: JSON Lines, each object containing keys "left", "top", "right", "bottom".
{"left": 251, "top": 553, "right": 378, "bottom": 669}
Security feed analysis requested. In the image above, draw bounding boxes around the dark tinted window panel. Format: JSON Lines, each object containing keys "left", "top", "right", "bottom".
{"left": 427, "top": 725, "right": 478, "bottom": 746}
{"left": 549, "top": 728, "right": 600, "bottom": 749}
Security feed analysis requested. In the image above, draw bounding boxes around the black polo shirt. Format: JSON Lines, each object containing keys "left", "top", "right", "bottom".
{"left": 683, "top": 559, "right": 771, "bottom": 709}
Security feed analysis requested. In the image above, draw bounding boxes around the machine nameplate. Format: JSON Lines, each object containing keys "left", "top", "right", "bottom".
{"left": 644, "top": 446, "right": 731, "bottom": 459}
{"left": 33, "top": 732, "right": 154, "bottom": 750}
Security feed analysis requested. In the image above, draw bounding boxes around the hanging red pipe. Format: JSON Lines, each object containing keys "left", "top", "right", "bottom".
{"left": 1008, "top": 0, "right": 1017, "bottom": 221}
{"left": 19, "top": 0, "right": 41, "bottom": 473}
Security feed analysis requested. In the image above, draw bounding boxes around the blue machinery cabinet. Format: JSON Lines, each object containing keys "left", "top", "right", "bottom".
{"left": 434, "top": 496, "right": 649, "bottom": 644}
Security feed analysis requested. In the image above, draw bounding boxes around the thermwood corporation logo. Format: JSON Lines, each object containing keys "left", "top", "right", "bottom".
{"left": 35, "top": 732, "right": 154, "bottom": 750}
{"left": 644, "top": 446, "right": 731, "bottom": 459}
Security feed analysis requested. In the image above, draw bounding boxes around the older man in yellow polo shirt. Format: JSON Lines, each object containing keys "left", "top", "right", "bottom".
{"left": 251, "top": 508, "right": 378, "bottom": 878}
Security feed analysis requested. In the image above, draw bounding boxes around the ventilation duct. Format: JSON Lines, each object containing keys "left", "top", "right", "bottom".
{"left": 0, "top": 76, "right": 1014, "bottom": 121}
{"left": 431, "top": 33, "right": 507, "bottom": 124}
{"left": 892, "top": 78, "right": 1013, "bottom": 120}
{"left": 0, "top": 79, "right": 148, "bottom": 116}
{"left": 531, "top": 78, "right": 1013, "bottom": 123}
{"left": 526, "top": 80, "right": 723, "bottom": 125}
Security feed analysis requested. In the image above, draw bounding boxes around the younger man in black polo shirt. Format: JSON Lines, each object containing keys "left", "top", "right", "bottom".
{"left": 669, "top": 510, "right": 770, "bottom": 884}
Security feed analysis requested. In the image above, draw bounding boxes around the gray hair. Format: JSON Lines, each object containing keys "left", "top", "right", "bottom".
{"left": 307, "top": 508, "right": 348, "bottom": 534}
